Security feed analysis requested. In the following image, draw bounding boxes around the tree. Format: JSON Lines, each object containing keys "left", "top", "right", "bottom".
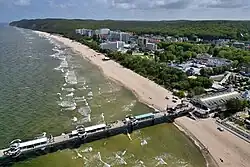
{"left": 176, "top": 90, "right": 185, "bottom": 98}
{"left": 225, "top": 99, "right": 248, "bottom": 116}
{"left": 154, "top": 51, "right": 160, "bottom": 62}
{"left": 191, "top": 86, "right": 205, "bottom": 96}
{"left": 126, "top": 50, "right": 133, "bottom": 55}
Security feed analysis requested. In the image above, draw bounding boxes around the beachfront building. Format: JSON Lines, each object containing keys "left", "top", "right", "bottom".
{"left": 191, "top": 89, "right": 241, "bottom": 112}
{"left": 232, "top": 41, "right": 245, "bottom": 49}
{"left": 138, "top": 37, "right": 148, "bottom": 47}
{"left": 100, "top": 41, "right": 125, "bottom": 51}
{"left": 75, "top": 28, "right": 93, "bottom": 37}
{"left": 120, "top": 32, "right": 131, "bottom": 43}
{"left": 99, "top": 28, "right": 110, "bottom": 35}
{"left": 108, "top": 31, "right": 121, "bottom": 42}
{"left": 146, "top": 43, "right": 157, "bottom": 51}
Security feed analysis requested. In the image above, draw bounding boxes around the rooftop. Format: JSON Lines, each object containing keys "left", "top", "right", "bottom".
{"left": 85, "top": 124, "right": 106, "bottom": 132}
{"left": 192, "top": 90, "right": 241, "bottom": 110}
{"left": 19, "top": 137, "right": 48, "bottom": 148}
{"left": 135, "top": 113, "right": 154, "bottom": 120}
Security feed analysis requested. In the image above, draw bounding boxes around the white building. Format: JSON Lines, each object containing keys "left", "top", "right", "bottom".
{"left": 108, "top": 31, "right": 131, "bottom": 43}
{"left": 99, "top": 28, "right": 110, "bottom": 35}
{"left": 146, "top": 42, "right": 157, "bottom": 51}
{"left": 138, "top": 37, "right": 148, "bottom": 47}
{"left": 75, "top": 29, "right": 81, "bottom": 34}
{"left": 75, "top": 28, "right": 93, "bottom": 37}
{"left": 100, "top": 41, "right": 125, "bottom": 51}
{"left": 108, "top": 31, "right": 121, "bottom": 41}
{"left": 120, "top": 32, "right": 131, "bottom": 43}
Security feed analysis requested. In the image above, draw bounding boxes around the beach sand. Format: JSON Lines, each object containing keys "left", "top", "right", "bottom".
{"left": 35, "top": 31, "right": 250, "bottom": 167}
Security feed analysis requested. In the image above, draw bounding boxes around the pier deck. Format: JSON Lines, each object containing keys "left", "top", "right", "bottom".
{"left": 0, "top": 103, "right": 194, "bottom": 163}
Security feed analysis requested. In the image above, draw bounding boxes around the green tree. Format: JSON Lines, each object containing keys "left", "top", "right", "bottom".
{"left": 126, "top": 50, "right": 133, "bottom": 55}
{"left": 225, "top": 99, "right": 247, "bottom": 116}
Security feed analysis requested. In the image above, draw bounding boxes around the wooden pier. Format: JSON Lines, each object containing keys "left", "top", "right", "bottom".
{"left": 0, "top": 103, "right": 194, "bottom": 165}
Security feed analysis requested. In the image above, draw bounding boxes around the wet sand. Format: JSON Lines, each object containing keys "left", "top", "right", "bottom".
{"left": 35, "top": 31, "right": 250, "bottom": 167}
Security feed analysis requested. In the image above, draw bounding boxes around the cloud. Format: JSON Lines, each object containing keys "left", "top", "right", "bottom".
{"left": 96, "top": 0, "right": 249, "bottom": 10}
{"left": 14, "top": 0, "right": 31, "bottom": 6}
{"left": 202, "top": 0, "right": 249, "bottom": 9}
{"left": 109, "top": 0, "right": 192, "bottom": 9}
{"left": 48, "top": 0, "right": 77, "bottom": 9}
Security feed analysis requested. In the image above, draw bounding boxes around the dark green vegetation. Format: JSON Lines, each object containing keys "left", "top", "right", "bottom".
{"left": 225, "top": 99, "right": 250, "bottom": 117}
{"left": 10, "top": 19, "right": 250, "bottom": 40}
{"left": 209, "top": 46, "right": 250, "bottom": 64}
{"left": 157, "top": 42, "right": 209, "bottom": 63}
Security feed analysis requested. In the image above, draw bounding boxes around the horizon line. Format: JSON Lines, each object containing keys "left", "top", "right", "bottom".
{"left": 8, "top": 17, "right": 250, "bottom": 23}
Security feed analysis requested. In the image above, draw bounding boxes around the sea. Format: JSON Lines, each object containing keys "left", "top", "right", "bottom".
{"left": 0, "top": 25, "right": 206, "bottom": 167}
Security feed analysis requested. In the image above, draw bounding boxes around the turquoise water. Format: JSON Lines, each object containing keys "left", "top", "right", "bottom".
{"left": 0, "top": 26, "right": 206, "bottom": 167}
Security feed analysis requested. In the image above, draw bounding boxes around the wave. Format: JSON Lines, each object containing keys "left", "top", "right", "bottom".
{"left": 87, "top": 91, "right": 93, "bottom": 97}
{"left": 64, "top": 70, "right": 77, "bottom": 85}
{"left": 66, "top": 92, "right": 74, "bottom": 97}
{"left": 74, "top": 96, "right": 86, "bottom": 103}
{"left": 115, "top": 153, "right": 127, "bottom": 165}
{"left": 77, "top": 106, "right": 91, "bottom": 116}
{"left": 62, "top": 87, "right": 75, "bottom": 92}
{"left": 81, "top": 147, "right": 93, "bottom": 153}
{"left": 59, "top": 100, "right": 76, "bottom": 108}
{"left": 140, "top": 139, "right": 148, "bottom": 146}
{"left": 97, "top": 152, "right": 111, "bottom": 167}
{"left": 122, "top": 100, "right": 136, "bottom": 112}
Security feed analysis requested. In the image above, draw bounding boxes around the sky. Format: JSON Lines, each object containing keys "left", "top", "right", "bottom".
{"left": 0, "top": 0, "right": 250, "bottom": 22}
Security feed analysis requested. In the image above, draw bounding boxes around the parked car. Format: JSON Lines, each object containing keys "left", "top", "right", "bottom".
{"left": 217, "top": 127, "right": 224, "bottom": 132}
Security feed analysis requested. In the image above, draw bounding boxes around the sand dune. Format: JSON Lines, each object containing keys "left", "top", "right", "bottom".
{"left": 35, "top": 30, "right": 250, "bottom": 167}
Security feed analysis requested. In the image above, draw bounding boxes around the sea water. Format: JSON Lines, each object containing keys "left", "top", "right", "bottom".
{"left": 0, "top": 25, "right": 206, "bottom": 167}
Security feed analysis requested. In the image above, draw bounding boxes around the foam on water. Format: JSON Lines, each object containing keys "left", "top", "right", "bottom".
{"left": 87, "top": 91, "right": 93, "bottom": 97}
{"left": 74, "top": 96, "right": 86, "bottom": 103}
{"left": 77, "top": 106, "right": 91, "bottom": 116}
{"left": 65, "top": 70, "right": 77, "bottom": 85}
{"left": 62, "top": 87, "right": 75, "bottom": 92}
{"left": 140, "top": 139, "right": 148, "bottom": 146}
{"left": 66, "top": 92, "right": 74, "bottom": 97}
{"left": 59, "top": 100, "right": 76, "bottom": 108}
{"left": 72, "top": 117, "right": 78, "bottom": 122}
{"left": 87, "top": 114, "right": 91, "bottom": 122}
{"left": 101, "top": 113, "right": 105, "bottom": 122}
{"left": 78, "top": 86, "right": 87, "bottom": 90}
{"left": 122, "top": 100, "right": 136, "bottom": 112}
{"left": 115, "top": 153, "right": 127, "bottom": 165}
{"left": 97, "top": 152, "right": 111, "bottom": 167}
{"left": 81, "top": 147, "right": 93, "bottom": 153}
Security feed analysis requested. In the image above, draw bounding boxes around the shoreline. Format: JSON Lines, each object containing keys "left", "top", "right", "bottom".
{"left": 34, "top": 30, "right": 250, "bottom": 167}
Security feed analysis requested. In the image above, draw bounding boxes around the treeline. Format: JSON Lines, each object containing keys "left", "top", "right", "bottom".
{"left": 10, "top": 19, "right": 250, "bottom": 40}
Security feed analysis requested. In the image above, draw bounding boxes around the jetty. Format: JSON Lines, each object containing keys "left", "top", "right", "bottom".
{"left": 0, "top": 102, "right": 194, "bottom": 165}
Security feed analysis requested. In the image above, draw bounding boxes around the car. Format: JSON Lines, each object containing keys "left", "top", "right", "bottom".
{"left": 172, "top": 100, "right": 177, "bottom": 103}
{"left": 165, "top": 96, "right": 169, "bottom": 100}
{"left": 217, "top": 127, "right": 224, "bottom": 132}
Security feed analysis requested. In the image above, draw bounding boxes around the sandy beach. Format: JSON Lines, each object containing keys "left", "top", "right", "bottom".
{"left": 36, "top": 31, "right": 250, "bottom": 167}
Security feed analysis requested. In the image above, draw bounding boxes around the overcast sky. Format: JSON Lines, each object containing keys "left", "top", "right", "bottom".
{"left": 0, "top": 0, "right": 250, "bottom": 22}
